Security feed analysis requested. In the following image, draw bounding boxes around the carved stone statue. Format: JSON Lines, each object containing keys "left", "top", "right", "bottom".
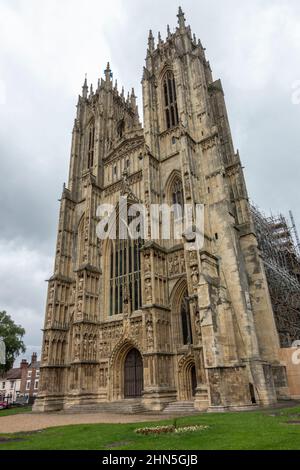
{"left": 191, "top": 266, "right": 199, "bottom": 293}
{"left": 145, "top": 278, "right": 152, "bottom": 303}
{"left": 78, "top": 277, "right": 84, "bottom": 294}
{"left": 74, "top": 333, "right": 80, "bottom": 360}
{"left": 43, "top": 340, "right": 49, "bottom": 362}
{"left": 83, "top": 335, "right": 88, "bottom": 359}
{"left": 174, "top": 255, "right": 180, "bottom": 274}
{"left": 146, "top": 318, "right": 154, "bottom": 350}
{"left": 144, "top": 252, "right": 151, "bottom": 274}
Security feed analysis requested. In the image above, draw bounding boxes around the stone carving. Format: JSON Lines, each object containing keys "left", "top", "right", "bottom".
{"left": 145, "top": 278, "right": 152, "bottom": 303}
{"left": 78, "top": 277, "right": 84, "bottom": 294}
{"left": 46, "top": 305, "right": 53, "bottom": 327}
{"left": 74, "top": 327, "right": 81, "bottom": 360}
{"left": 43, "top": 339, "right": 49, "bottom": 362}
{"left": 194, "top": 305, "right": 202, "bottom": 338}
{"left": 77, "top": 298, "right": 83, "bottom": 316}
{"left": 200, "top": 134, "right": 218, "bottom": 152}
{"left": 189, "top": 250, "right": 198, "bottom": 265}
{"left": 168, "top": 252, "right": 185, "bottom": 277}
{"left": 180, "top": 254, "right": 185, "bottom": 272}
{"left": 83, "top": 335, "right": 88, "bottom": 359}
{"left": 146, "top": 316, "right": 154, "bottom": 351}
{"left": 123, "top": 281, "right": 129, "bottom": 315}
{"left": 99, "top": 342, "right": 110, "bottom": 358}
{"left": 93, "top": 340, "right": 97, "bottom": 361}
{"left": 174, "top": 255, "right": 180, "bottom": 274}
{"left": 70, "top": 283, "right": 76, "bottom": 305}
{"left": 144, "top": 252, "right": 151, "bottom": 274}
{"left": 191, "top": 266, "right": 199, "bottom": 293}
{"left": 130, "top": 321, "right": 142, "bottom": 340}
{"left": 49, "top": 286, "right": 55, "bottom": 303}
{"left": 184, "top": 172, "right": 192, "bottom": 199}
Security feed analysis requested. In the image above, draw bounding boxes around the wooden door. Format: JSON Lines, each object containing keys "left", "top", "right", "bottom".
{"left": 124, "top": 349, "right": 143, "bottom": 398}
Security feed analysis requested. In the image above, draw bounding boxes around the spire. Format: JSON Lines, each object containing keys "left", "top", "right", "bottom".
{"left": 82, "top": 74, "right": 88, "bottom": 99}
{"left": 158, "top": 31, "right": 162, "bottom": 44}
{"left": 167, "top": 24, "right": 171, "bottom": 39}
{"left": 177, "top": 6, "right": 186, "bottom": 29}
{"left": 198, "top": 38, "right": 205, "bottom": 51}
{"left": 148, "top": 29, "right": 155, "bottom": 52}
{"left": 130, "top": 88, "right": 136, "bottom": 107}
{"left": 105, "top": 62, "right": 112, "bottom": 82}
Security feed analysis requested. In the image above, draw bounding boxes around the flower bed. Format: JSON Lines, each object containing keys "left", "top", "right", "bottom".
{"left": 134, "top": 424, "right": 209, "bottom": 435}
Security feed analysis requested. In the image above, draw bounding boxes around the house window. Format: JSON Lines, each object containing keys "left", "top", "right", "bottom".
{"left": 163, "top": 71, "right": 179, "bottom": 130}
{"left": 87, "top": 122, "right": 95, "bottom": 169}
{"left": 109, "top": 215, "right": 143, "bottom": 316}
{"left": 34, "top": 380, "right": 39, "bottom": 390}
{"left": 27, "top": 371, "right": 32, "bottom": 378}
{"left": 10, "top": 381, "right": 14, "bottom": 389}
{"left": 26, "top": 381, "right": 31, "bottom": 391}
{"left": 36, "top": 370, "right": 40, "bottom": 378}
{"left": 2, "top": 382, "right": 5, "bottom": 390}
{"left": 181, "top": 296, "right": 193, "bottom": 345}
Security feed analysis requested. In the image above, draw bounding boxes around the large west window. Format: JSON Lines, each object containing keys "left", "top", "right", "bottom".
{"left": 163, "top": 71, "right": 179, "bottom": 130}
{"left": 109, "top": 237, "right": 143, "bottom": 316}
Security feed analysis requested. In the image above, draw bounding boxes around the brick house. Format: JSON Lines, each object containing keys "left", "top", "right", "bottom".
{"left": 20, "top": 353, "right": 40, "bottom": 404}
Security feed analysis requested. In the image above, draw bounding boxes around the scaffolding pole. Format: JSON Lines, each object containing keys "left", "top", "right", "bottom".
{"left": 251, "top": 205, "right": 300, "bottom": 347}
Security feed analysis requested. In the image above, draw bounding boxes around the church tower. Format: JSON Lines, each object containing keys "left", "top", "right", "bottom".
{"left": 34, "top": 9, "right": 288, "bottom": 413}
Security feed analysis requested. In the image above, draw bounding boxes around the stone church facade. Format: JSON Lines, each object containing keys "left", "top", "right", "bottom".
{"left": 34, "top": 9, "right": 289, "bottom": 413}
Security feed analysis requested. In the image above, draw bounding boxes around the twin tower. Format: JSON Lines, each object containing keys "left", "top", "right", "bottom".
{"left": 34, "top": 8, "right": 289, "bottom": 413}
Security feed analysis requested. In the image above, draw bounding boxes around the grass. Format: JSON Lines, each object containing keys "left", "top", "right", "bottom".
{"left": 1, "top": 405, "right": 300, "bottom": 450}
{"left": 0, "top": 407, "right": 32, "bottom": 418}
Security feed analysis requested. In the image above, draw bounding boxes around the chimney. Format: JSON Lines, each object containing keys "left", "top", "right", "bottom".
{"left": 31, "top": 353, "right": 37, "bottom": 365}
{"left": 20, "top": 359, "right": 28, "bottom": 369}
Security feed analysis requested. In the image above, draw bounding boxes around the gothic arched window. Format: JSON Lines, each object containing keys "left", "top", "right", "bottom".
{"left": 163, "top": 71, "right": 179, "bottom": 130}
{"left": 109, "top": 220, "right": 143, "bottom": 316}
{"left": 171, "top": 177, "right": 184, "bottom": 231}
{"left": 87, "top": 122, "right": 95, "bottom": 169}
{"left": 181, "top": 295, "right": 193, "bottom": 345}
{"left": 172, "top": 178, "right": 184, "bottom": 211}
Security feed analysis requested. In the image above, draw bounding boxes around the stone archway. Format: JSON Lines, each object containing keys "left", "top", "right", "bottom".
{"left": 110, "top": 340, "right": 143, "bottom": 401}
{"left": 178, "top": 355, "right": 197, "bottom": 401}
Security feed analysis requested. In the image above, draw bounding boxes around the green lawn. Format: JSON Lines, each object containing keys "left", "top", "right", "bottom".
{"left": 0, "top": 407, "right": 32, "bottom": 418}
{"left": 1, "top": 406, "right": 300, "bottom": 450}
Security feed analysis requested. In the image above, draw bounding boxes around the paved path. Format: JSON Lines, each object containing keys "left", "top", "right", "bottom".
{"left": 0, "top": 412, "right": 172, "bottom": 434}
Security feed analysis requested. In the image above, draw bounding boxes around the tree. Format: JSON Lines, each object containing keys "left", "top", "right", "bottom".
{"left": 0, "top": 311, "right": 26, "bottom": 373}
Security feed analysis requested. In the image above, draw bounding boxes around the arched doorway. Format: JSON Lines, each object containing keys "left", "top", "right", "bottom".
{"left": 191, "top": 366, "right": 197, "bottom": 397}
{"left": 124, "top": 349, "right": 143, "bottom": 398}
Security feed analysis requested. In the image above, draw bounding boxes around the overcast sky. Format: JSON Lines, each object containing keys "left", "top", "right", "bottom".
{"left": 0, "top": 0, "right": 299, "bottom": 364}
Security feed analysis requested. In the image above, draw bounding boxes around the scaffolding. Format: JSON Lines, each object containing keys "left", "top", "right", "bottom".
{"left": 251, "top": 205, "right": 300, "bottom": 347}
